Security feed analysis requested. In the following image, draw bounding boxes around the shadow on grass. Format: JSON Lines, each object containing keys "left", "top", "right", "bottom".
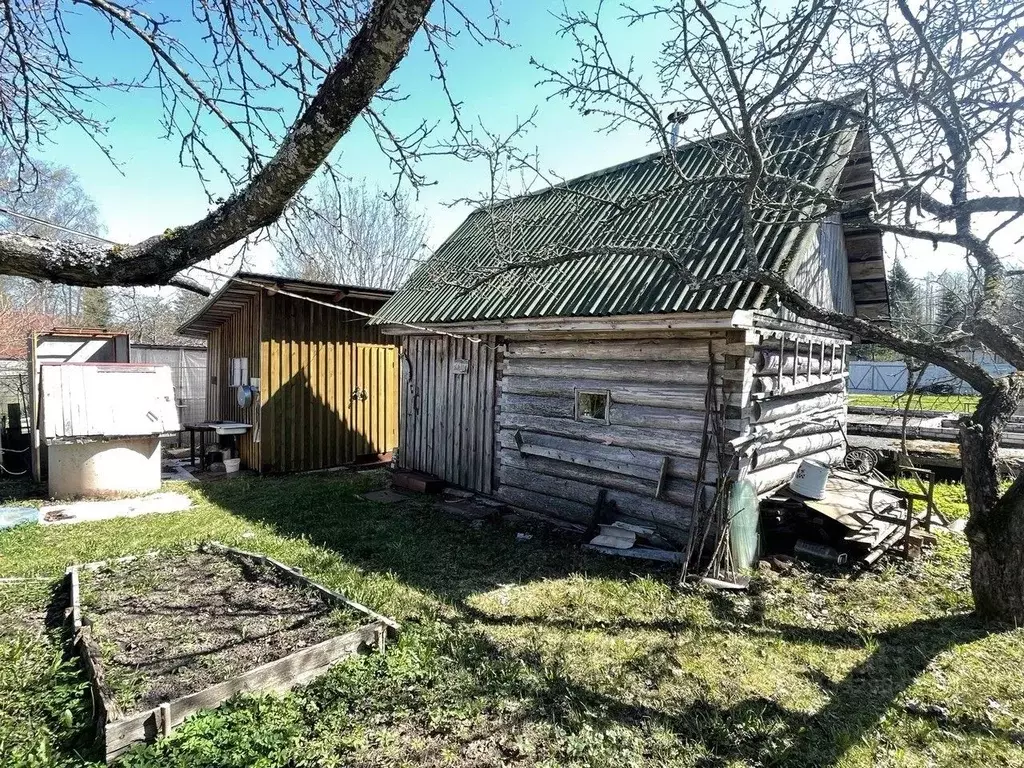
{"left": 200, "top": 474, "right": 1004, "bottom": 767}
{"left": 199, "top": 473, "right": 657, "bottom": 603}
{"left": 462, "top": 608, "right": 994, "bottom": 765}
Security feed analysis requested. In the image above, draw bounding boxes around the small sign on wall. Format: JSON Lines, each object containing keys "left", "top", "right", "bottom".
{"left": 452, "top": 359, "right": 469, "bottom": 375}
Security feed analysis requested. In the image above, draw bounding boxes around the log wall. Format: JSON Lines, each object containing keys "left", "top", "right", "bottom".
{"left": 395, "top": 323, "right": 851, "bottom": 569}
{"left": 495, "top": 334, "right": 743, "bottom": 543}
{"left": 736, "top": 328, "right": 851, "bottom": 496}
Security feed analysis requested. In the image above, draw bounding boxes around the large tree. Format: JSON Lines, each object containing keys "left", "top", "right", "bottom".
{"left": 0, "top": 152, "right": 106, "bottom": 319}
{"left": 275, "top": 178, "right": 427, "bottom": 289}
{"left": 491, "top": 0, "right": 1023, "bottom": 621}
{"left": 0, "top": 0, "right": 495, "bottom": 291}
{"left": 3, "top": 0, "right": 1024, "bottom": 623}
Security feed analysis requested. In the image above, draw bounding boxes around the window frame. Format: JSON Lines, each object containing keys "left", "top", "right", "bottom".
{"left": 574, "top": 388, "right": 611, "bottom": 425}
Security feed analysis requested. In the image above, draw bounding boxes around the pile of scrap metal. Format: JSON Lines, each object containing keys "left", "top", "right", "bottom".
{"left": 760, "top": 460, "right": 943, "bottom": 567}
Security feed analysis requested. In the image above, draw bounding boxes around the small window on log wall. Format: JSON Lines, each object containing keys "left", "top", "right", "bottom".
{"left": 575, "top": 389, "right": 610, "bottom": 424}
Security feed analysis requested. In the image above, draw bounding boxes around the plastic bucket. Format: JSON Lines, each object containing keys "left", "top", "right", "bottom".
{"left": 223, "top": 458, "right": 241, "bottom": 474}
{"left": 789, "top": 459, "right": 829, "bottom": 499}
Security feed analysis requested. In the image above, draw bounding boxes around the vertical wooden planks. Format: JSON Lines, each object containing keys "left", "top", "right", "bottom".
{"left": 483, "top": 338, "right": 498, "bottom": 494}
{"left": 205, "top": 295, "right": 261, "bottom": 469}
{"left": 440, "top": 335, "right": 451, "bottom": 480}
{"left": 316, "top": 302, "right": 326, "bottom": 470}
{"left": 261, "top": 295, "right": 275, "bottom": 471}
{"left": 463, "top": 336, "right": 475, "bottom": 488}
{"left": 255, "top": 292, "right": 398, "bottom": 472}
{"left": 326, "top": 309, "right": 336, "bottom": 468}
{"left": 388, "top": 346, "right": 399, "bottom": 453}
{"left": 398, "top": 346, "right": 407, "bottom": 464}
{"left": 423, "top": 336, "right": 434, "bottom": 476}
{"left": 395, "top": 333, "right": 498, "bottom": 492}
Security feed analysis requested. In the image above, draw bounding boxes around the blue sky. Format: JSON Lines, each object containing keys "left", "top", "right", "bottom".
{"left": 36, "top": 1, "right": 659, "bottom": 276}
{"left": 31, "top": 1, "right": 988, "bottom": 282}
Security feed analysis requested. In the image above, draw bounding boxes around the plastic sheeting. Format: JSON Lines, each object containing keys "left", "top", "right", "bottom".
{"left": 131, "top": 345, "right": 207, "bottom": 439}
{"left": 0, "top": 506, "right": 38, "bottom": 530}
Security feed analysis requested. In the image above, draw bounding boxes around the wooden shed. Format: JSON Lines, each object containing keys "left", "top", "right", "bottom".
{"left": 178, "top": 273, "right": 399, "bottom": 473}
{"left": 373, "top": 103, "right": 888, "bottom": 571}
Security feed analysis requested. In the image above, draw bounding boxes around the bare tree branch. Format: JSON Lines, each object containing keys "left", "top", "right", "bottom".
{"left": 0, "top": 0, "right": 436, "bottom": 288}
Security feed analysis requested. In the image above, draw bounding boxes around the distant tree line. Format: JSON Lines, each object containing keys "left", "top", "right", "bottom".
{"left": 855, "top": 262, "right": 1024, "bottom": 369}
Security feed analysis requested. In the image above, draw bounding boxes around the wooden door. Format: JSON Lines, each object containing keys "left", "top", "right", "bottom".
{"left": 349, "top": 344, "right": 399, "bottom": 458}
{"left": 399, "top": 334, "right": 498, "bottom": 492}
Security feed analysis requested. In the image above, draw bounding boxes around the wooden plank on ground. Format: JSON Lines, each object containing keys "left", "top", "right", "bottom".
{"left": 103, "top": 622, "right": 384, "bottom": 761}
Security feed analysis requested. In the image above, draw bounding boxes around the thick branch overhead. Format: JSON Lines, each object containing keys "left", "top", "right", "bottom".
{"left": 0, "top": 0, "right": 434, "bottom": 288}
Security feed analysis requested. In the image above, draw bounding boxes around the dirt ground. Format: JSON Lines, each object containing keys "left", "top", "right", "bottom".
{"left": 79, "top": 550, "right": 362, "bottom": 714}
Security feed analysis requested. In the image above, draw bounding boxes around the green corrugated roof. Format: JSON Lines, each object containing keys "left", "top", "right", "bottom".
{"left": 374, "top": 104, "right": 861, "bottom": 326}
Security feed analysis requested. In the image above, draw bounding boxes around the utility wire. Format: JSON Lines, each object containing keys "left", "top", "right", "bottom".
{"left": 0, "top": 206, "right": 121, "bottom": 245}
{"left": 0, "top": 206, "right": 499, "bottom": 348}
{"left": 189, "top": 264, "right": 496, "bottom": 346}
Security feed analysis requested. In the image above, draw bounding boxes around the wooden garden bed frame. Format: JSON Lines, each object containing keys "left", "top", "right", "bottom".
{"left": 66, "top": 542, "right": 400, "bottom": 763}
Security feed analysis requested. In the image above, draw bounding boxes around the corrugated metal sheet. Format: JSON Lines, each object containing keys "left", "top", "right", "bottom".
{"left": 375, "top": 104, "right": 861, "bottom": 326}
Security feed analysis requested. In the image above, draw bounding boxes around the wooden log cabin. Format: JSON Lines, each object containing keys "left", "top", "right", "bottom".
{"left": 177, "top": 273, "right": 399, "bottom": 473}
{"left": 372, "top": 103, "right": 888, "bottom": 569}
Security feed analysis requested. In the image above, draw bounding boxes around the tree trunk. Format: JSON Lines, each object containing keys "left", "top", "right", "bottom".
{"left": 961, "top": 374, "right": 1024, "bottom": 624}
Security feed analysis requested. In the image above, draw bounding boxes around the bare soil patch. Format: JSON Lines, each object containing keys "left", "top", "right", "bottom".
{"left": 79, "top": 550, "right": 362, "bottom": 714}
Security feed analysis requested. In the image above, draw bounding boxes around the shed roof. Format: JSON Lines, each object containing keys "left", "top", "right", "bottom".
{"left": 374, "top": 102, "right": 874, "bottom": 327}
{"left": 177, "top": 272, "right": 394, "bottom": 338}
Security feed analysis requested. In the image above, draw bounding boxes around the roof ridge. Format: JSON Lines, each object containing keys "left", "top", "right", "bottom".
{"left": 373, "top": 95, "right": 871, "bottom": 326}
{"left": 478, "top": 95, "right": 866, "bottom": 213}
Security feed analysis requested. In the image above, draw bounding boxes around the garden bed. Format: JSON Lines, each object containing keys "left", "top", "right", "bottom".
{"left": 68, "top": 543, "right": 398, "bottom": 762}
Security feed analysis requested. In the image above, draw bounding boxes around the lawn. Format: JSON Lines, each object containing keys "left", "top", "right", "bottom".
{"left": 850, "top": 393, "right": 980, "bottom": 413}
{"left": 1, "top": 471, "right": 1022, "bottom": 768}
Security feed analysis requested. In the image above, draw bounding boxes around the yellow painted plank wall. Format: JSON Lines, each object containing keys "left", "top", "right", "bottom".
{"left": 259, "top": 293, "right": 398, "bottom": 473}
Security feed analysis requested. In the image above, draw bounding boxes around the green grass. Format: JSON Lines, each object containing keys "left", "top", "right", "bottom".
{"left": 1, "top": 472, "right": 1022, "bottom": 767}
{"left": 896, "top": 479, "right": 971, "bottom": 521}
{"left": 850, "top": 393, "right": 980, "bottom": 413}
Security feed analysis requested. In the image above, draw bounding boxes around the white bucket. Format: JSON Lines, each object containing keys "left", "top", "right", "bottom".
{"left": 789, "top": 459, "right": 830, "bottom": 499}
{"left": 223, "top": 458, "right": 241, "bottom": 474}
